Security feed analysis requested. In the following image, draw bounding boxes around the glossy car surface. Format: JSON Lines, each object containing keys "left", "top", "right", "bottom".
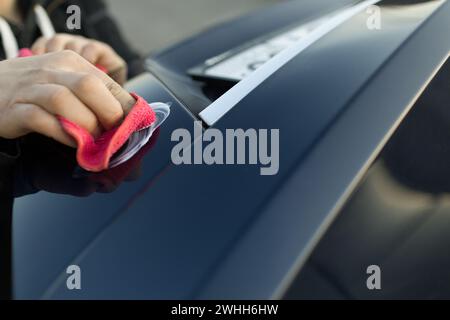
{"left": 4, "top": 0, "right": 449, "bottom": 299}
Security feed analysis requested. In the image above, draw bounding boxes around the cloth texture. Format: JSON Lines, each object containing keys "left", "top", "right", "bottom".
{"left": 59, "top": 93, "right": 155, "bottom": 172}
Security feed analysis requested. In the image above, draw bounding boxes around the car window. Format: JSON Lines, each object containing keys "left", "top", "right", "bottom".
{"left": 284, "top": 57, "right": 450, "bottom": 299}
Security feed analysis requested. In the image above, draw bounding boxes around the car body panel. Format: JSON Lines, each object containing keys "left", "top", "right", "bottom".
{"left": 9, "top": 0, "right": 450, "bottom": 299}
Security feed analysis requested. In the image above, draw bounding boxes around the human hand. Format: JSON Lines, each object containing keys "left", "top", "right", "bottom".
{"left": 0, "top": 51, "right": 135, "bottom": 147}
{"left": 31, "top": 33, "right": 127, "bottom": 84}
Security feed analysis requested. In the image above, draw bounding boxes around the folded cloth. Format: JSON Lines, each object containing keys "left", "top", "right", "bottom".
{"left": 59, "top": 93, "right": 156, "bottom": 172}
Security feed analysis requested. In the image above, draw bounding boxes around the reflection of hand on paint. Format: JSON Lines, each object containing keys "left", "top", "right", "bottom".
{"left": 88, "top": 129, "right": 160, "bottom": 193}
{"left": 15, "top": 130, "right": 160, "bottom": 197}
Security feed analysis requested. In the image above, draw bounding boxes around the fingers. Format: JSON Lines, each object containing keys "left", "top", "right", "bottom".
{"left": 80, "top": 41, "right": 124, "bottom": 68}
{"left": 18, "top": 50, "right": 135, "bottom": 131}
{"left": 13, "top": 103, "right": 76, "bottom": 147}
{"left": 32, "top": 34, "right": 88, "bottom": 54}
{"left": 31, "top": 34, "right": 128, "bottom": 84}
{"left": 102, "top": 75, "right": 135, "bottom": 114}
{"left": 18, "top": 83, "right": 101, "bottom": 136}
{"left": 87, "top": 42, "right": 127, "bottom": 85}
{"left": 78, "top": 40, "right": 127, "bottom": 85}
{"left": 49, "top": 69, "right": 126, "bottom": 130}
{"left": 31, "top": 36, "right": 47, "bottom": 55}
{"left": 0, "top": 51, "right": 134, "bottom": 146}
{"left": 46, "top": 35, "right": 70, "bottom": 52}
{"left": 80, "top": 41, "right": 105, "bottom": 65}
{"left": 48, "top": 51, "right": 135, "bottom": 114}
{"left": 66, "top": 40, "right": 85, "bottom": 54}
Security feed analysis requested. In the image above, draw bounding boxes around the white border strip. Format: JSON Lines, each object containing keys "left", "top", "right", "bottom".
{"left": 34, "top": 4, "right": 56, "bottom": 38}
{"left": 199, "top": 0, "right": 381, "bottom": 126}
{"left": 0, "top": 17, "right": 18, "bottom": 59}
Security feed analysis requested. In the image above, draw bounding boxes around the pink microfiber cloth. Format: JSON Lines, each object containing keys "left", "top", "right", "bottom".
{"left": 59, "top": 93, "right": 156, "bottom": 172}
{"left": 18, "top": 48, "right": 34, "bottom": 57}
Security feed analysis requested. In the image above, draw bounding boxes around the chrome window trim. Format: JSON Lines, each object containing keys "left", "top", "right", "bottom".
{"left": 199, "top": 0, "right": 381, "bottom": 126}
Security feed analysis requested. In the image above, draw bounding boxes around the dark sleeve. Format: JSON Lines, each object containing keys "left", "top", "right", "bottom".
{"left": 0, "top": 138, "right": 39, "bottom": 198}
{"left": 0, "top": 139, "right": 20, "bottom": 166}
{"left": 0, "top": 141, "right": 15, "bottom": 300}
{"left": 0, "top": 166, "right": 13, "bottom": 300}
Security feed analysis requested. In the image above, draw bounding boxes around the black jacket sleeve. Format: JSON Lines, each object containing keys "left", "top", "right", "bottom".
{"left": 0, "top": 139, "right": 15, "bottom": 300}
{"left": 0, "top": 138, "right": 20, "bottom": 165}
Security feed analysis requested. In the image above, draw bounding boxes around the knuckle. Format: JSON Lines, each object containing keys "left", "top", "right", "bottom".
{"left": 89, "top": 40, "right": 103, "bottom": 48}
{"left": 55, "top": 50, "right": 80, "bottom": 64}
{"left": 29, "top": 68, "right": 51, "bottom": 83}
{"left": 66, "top": 41, "right": 77, "bottom": 49}
{"left": 75, "top": 74, "right": 100, "bottom": 93}
{"left": 83, "top": 42, "right": 102, "bottom": 55}
{"left": 47, "top": 38, "right": 60, "bottom": 48}
{"left": 18, "top": 104, "right": 40, "bottom": 128}
{"left": 61, "top": 49, "right": 79, "bottom": 59}
{"left": 84, "top": 41, "right": 97, "bottom": 49}
{"left": 85, "top": 117, "right": 100, "bottom": 134}
{"left": 51, "top": 34, "right": 66, "bottom": 42}
{"left": 86, "top": 116, "right": 97, "bottom": 129}
{"left": 105, "top": 80, "right": 122, "bottom": 97}
{"left": 102, "top": 43, "right": 114, "bottom": 53}
{"left": 48, "top": 86, "right": 70, "bottom": 109}
{"left": 108, "top": 108, "right": 124, "bottom": 125}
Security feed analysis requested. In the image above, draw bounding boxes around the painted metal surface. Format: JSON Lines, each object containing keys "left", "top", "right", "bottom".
{"left": 5, "top": 0, "right": 448, "bottom": 299}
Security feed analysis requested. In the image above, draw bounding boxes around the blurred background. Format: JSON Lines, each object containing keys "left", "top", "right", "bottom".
{"left": 106, "top": 0, "right": 278, "bottom": 54}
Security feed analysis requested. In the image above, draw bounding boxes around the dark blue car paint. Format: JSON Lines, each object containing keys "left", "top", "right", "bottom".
{"left": 8, "top": 0, "right": 450, "bottom": 299}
